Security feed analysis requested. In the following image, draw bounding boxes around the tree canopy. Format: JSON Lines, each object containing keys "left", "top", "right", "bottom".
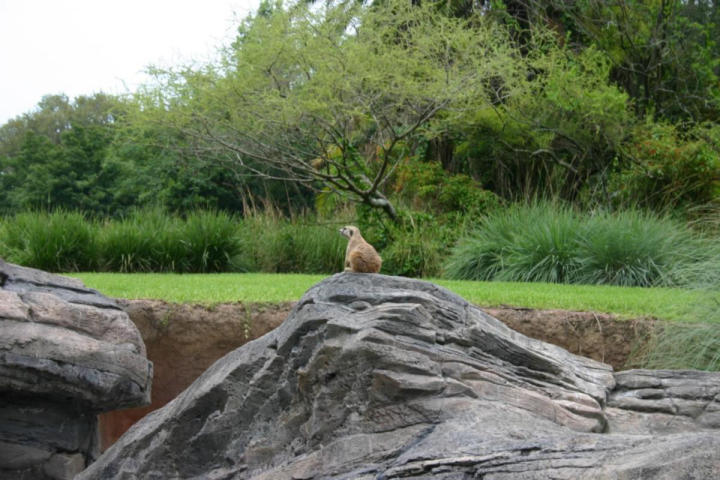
{"left": 0, "top": 0, "right": 718, "bottom": 219}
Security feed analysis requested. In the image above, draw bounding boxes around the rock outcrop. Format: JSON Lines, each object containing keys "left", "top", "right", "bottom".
{"left": 0, "top": 260, "right": 152, "bottom": 480}
{"left": 99, "top": 300, "right": 290, "bottom": 450}
{"left": 79, "top": 273, "right": 720, "bottom": 479}
{"left": 98, "top": 301, "right": 655, "bottom": 451}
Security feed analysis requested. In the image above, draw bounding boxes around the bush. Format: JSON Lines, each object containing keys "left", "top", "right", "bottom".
{"left": 97, "top": 209, "right": 242, "bottom": 273}
{"left": 0, "top": 210, "right": 98, "bottom": 272}
{"left": 610, "top": 122, "right": 720, "bottom": 210}
{"left": 445, "top": 202, "right": 716, "bottom": 287}
{"left": 237, "top": 211, "right": 345, "bottom": 274}
{"left": 379, "top": 213, "right": 446, "bottom": 278}
{"left": 357, "top": 206, "right": 468, "bottom": 278}
{"left": 183, "top": 210, "right": 241, "bottom": 272}
{"left": 394, "top": 160, "right": 500, "bottom": 215}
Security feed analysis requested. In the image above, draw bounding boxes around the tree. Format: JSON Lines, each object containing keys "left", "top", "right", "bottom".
{"left": 138, "top": 0, "right": 523, "bottom": 220}
{"left": 0, "top": 94, "right": 125, "bottom": 215}
{"left": 491, "top": 0, "right": 720, "bottom": 123}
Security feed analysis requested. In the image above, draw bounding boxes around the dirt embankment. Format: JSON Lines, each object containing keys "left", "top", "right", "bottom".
{"left": 98, "top": 300, "right": 655, "bottom": 450}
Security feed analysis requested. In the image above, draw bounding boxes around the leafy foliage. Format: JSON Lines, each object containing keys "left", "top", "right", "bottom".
{"left": 394, "top": 160, "right": 501, "bottom": 214}
{"left": 492, "top": 0, "right": 720, "bottom": 124}
{"left": 610, "top": 122, "right": 720, "bottom": 210}
{"left": 135, "top": 0, "right": 524, "bottom": 220}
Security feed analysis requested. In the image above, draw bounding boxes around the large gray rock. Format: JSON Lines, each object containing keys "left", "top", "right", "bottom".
{"left": 0, "top": 259, "right": 152, "bottom": 480}
{"left": 607, "top": 369, "right": 720, "bottom": 434}
{"left": 78, "top": 273, "right": 720, "bottom": 479}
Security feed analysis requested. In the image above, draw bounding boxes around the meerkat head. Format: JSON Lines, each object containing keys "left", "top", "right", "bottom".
{"left": 339, "top": 225, "right": 360, "bottom": 239}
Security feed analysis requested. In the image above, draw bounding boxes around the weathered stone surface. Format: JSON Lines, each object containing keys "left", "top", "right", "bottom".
{"left": 607, "top": 369, "right": 720, "bottom": 434}
{"left": 0, "top": 259, "right": 151, "bottom": 410}
{"left": 99, "top": 299, "right": 290, "bottom": 450}
{"left": 43, "top": 453, "right": 85, "bottom": 480}
{"left": 0, "top": 259, "right": 152, "bottom": 479}
{"left": 98, "top": 300, "right": 657, "bottom": 451}
{"left": 79, "top": 273, "right": 720, "bottom": 479}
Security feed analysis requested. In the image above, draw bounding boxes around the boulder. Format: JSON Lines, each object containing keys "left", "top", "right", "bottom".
{"left": 99, "top": 299, "right": 290, "bottom": 450}
{"left": 78, "top": 273, "right": 720, "bottom": 479}
{"left": 0, "top": 259, "right": 152, "bottom": 480}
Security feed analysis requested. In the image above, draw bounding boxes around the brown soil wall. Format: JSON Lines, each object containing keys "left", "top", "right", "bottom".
{"left": 98, "top": 300, "right": 655, "bottom": 450}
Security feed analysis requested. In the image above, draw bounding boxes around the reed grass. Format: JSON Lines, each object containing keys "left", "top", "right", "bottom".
{"left": 445, "top": 202, "right": 716, "bottom": 288}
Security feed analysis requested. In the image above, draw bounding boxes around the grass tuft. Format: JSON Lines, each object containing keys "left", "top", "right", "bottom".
{"left": 237, "top": 212, "right": 345, "bottom": 274}
{"left": 0, "top": 210, "right": 97, "bottom": 272}
{"left": 445, "top": 202, "right": 716, "bottom": 288}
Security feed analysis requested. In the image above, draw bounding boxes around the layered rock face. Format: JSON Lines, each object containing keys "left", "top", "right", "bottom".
{"left": 79, "top": 273, "right": 720, "bottom": 479}
{"left": 99, "top": 300, "right": 290, "bottom": 450}
{"left": 0, "top": 260, "right": 152, "bottom": 480}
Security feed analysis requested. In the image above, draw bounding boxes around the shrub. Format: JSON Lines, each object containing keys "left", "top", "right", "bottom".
{"left": 358, "top": 207, "right": 467, "bottom": 278}
{"left": 497, "top": 204, "right": 582, "bottom": 283}
{"left": 237, "top": 211, "right": 345, "bottom": 273}
{"left": 445, "top": 202, "right": 717, "bottom": 287}
{"left": 394, "top": 160, "right": 500, "bottom": 214}
{"left": 182, "top": 210, "right": 241, "bottom": 272}
{"left": 380, "top": 213, "right": 446, "bottom": 278}
{"left": 610, "top": 122, "right": 720, "bottom": 210}
{"left": 576, "top": 210, "right": 699, "bottom": 287}
{"left": 0, "top": 210, "right": 98, "bottom": 272}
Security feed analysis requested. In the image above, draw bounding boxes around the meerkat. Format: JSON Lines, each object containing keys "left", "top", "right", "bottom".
{"left": 339, "top": 226, "right": 382, "bottom": 273}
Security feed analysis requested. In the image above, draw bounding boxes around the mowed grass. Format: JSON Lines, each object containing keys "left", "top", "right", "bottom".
{"left": 68, "top": 272, "right": 702, "bottom": 321}
{"left": 69, "top": 273, "right": 328, "bottom": 304}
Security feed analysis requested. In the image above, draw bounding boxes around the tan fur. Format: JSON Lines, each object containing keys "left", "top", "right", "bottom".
{"left": 339, "top": 226, "right": 382, "bottom": 273}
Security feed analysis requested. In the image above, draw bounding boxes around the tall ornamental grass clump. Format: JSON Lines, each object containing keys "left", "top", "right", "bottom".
{"left": 444, "top": 203, "right": 583, "bottom": 283}
{"left": 0, "top": 209, "right": 244, "bottom": 273}
{"left": 632, "top": 241, "right": 720, "bottom": 371}
{"left": 496, "top": 204, "right": 582, "bottom": 283}
{"left": 98, "top": 209, "right": 241, "bottom": 273}
{"left": 445, "top": 202, "right": 714, "bottom": 287}
{"left": 183, "top": 210, "right": 241, "bottom": 272}
{"left": 633, "top": 319, "right": 720, "bottom": 371}
{"left": 0, "top": 210, "right": 97, "bottom": 272}
{"left": 576, "top": 210, "right": 701, "bottom": 286}
{"left": 236, "top": 211, "right": 345, "bottom": 273}
{"left": 97, "top": 209, "right": 179, "bottom": 272}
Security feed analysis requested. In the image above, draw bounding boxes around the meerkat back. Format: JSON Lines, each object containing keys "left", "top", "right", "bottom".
{"left": 339, "top": 226, "right": 382, "bottom": 273}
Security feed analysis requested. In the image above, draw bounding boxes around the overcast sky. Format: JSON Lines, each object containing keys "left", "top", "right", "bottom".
{"left": 0, "top": 0, "right": 260, "bottom": 124}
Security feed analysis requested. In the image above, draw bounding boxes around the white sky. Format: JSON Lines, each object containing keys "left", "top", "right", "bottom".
{"left": 0, "top": 0, "right": 260, "bottom": 124}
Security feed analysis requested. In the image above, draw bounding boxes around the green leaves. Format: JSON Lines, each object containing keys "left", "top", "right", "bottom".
{"left": 134, "top": 0, "right": 525, "bottom": 219}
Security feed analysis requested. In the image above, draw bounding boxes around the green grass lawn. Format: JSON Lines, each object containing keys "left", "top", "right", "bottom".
{"left": 68, "top": 272, "right": 703, "bottom": 322}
